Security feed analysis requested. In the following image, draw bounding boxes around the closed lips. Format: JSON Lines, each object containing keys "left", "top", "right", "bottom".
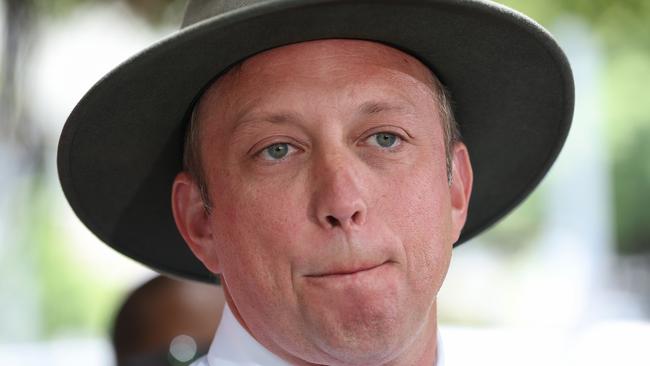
{"left": 306, "top": 261, "right": 390, "bottom": 277}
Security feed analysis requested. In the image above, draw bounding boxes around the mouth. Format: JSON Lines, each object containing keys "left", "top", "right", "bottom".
{"left": 306, "top": 261, "right": 390, "bottom": 278}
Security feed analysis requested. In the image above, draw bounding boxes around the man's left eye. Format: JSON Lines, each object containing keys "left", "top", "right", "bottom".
{"left": 367, "top": 132, "right": 401, "bottom": 149}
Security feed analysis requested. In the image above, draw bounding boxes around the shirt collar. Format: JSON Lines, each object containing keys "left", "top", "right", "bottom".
{"left": 205, "top": 302, "right": 288, "bottom": 366}
{"left": 204, "top": 303, "right": 444, "bottom": 366}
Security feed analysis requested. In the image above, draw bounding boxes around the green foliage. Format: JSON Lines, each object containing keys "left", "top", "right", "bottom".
{"left": 612, "top": 125, "right": 650, "bottom": 254}
{"left": 478, "top": 188, "right": 545, "bottom": 256}
{"left": 31, "top": 0, "right": 101, "bottom": 18}
{"left": 604, "top": 49, "right": 650, "bottom": 255}
{"left": 26, "top": 180, "right": 123, "bottom": 338}
{"left": 604, "top": 49, "right": 650, "bottom": 149}
{"left": 499, "top": 0, "right": 650, "bottom": 53}
{"left": 28, "top": 0, "right": 185, "bottom": 24}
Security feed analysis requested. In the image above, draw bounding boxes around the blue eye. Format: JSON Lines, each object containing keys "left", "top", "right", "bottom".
{"left": 370, "top": 132, "right": 400, "bottom": 148}
{"left": 261, "top": 143, "right": 293, "bottom": 160}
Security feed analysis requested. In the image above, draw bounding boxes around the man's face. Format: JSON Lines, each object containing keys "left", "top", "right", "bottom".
{"left": 174, "top": 39, "right": 472, "bottom": 365}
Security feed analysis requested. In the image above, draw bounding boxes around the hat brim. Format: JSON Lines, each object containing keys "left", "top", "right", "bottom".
{"left": 58, "top": 0, "right": 573, "bottom": 282}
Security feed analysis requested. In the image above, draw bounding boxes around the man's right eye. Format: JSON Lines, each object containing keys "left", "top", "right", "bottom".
{"left": 259, "top": 143, "right": 296, "bottom": 161}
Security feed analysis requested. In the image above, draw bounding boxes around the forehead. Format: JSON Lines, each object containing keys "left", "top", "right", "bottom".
{"left": 238, "top": 39, "right": 435, "bottom": 82}
{"left": 198, "top": 39, "right": 439, "bottom": 112}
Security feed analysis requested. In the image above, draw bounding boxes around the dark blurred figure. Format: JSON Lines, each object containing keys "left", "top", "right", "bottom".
{"left": 111, "top": 275, "right": 225, "bottom": 366}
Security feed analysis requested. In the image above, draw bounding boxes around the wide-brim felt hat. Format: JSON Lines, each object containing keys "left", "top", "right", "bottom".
{"left": 58, "top": 0, "right": 574, "bottom": 282}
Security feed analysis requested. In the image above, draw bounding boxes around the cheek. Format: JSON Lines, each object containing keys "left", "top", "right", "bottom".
{"left": 380, "top": 163, "right": 453, "bottom": 291}
{"left": 208, "top": 172, "right": 304, "bottom": 284}
{"left": 209, "top": 155, "right": 298, "bottom": 238}
{"left": 208, "top": 175, "right": 314, "bottom": 338}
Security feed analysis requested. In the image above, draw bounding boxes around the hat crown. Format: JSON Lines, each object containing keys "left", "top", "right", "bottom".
{"left": 182, "top": 0, "right": 265, "bottom": 28}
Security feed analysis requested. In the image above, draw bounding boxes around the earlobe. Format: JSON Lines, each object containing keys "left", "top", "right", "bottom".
{"left": 171, "top": 172, "right": 221, "bottom": 273}
{"left": 449, "top": 142, "right": 473, "bottom": 242}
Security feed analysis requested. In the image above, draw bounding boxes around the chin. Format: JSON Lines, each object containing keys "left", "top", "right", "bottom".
{"left": 309, "top": 335, "right": 408, "bottom": 366}
{"left": 301, "top": 301, "right": 420, "bottom": 366}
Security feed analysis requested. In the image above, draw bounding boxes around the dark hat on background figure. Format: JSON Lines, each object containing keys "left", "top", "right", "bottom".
{"left": 58, "top": 0, "right": 574, "bottom": 282}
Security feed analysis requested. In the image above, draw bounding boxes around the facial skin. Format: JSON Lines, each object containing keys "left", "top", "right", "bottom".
{"left": 172, "top": 39, "right": 473, "bottom": 366}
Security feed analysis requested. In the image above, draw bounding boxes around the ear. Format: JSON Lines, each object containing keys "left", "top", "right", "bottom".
{"left": 449, "top": 142, "right": 473, "bottom": 243}
{"left": 171, "top": 171, "right": 221, "bottom": 273}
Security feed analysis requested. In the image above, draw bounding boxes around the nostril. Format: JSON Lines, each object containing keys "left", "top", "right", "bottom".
{"left": 326, "top": 215, "right": 340, "bottom": 227}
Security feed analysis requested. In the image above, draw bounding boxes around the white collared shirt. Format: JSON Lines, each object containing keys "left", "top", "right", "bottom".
{"left": 191, "top": 303, "right": 445, "bottom": 366}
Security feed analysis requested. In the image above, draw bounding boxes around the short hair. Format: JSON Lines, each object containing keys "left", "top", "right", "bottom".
{"left": 183, "top": 63, "right": 461, "bottom": 213}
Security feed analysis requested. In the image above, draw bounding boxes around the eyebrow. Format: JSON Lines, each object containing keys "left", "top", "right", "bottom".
{"left": 231, "top": 99, "right": 411, "bottom": 134}
{"left": 358, "top": 101, "right": 409, "bottom": 116}
{"left": 231, "top": 110, "right": 303, "bottom": 135}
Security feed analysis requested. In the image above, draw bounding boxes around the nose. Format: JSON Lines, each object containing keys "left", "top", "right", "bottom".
{"left": 310, "top": 153, "right": 368, "bottom": 231}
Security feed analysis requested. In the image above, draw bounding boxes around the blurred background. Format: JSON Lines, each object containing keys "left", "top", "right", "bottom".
{"left": 0, "top": 0, "right": 648, "bottom": 365}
